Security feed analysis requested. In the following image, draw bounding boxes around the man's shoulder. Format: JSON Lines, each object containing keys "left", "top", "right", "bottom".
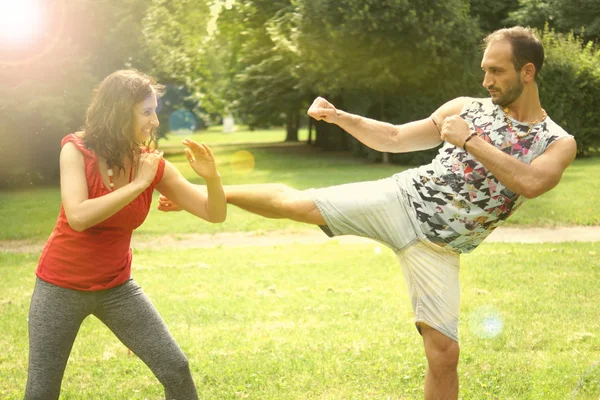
{"left": 544, "top": 116, "right": 571, "bottom": 137}
{"left": 457, "top": 97, "right": 496, "bottom": 117}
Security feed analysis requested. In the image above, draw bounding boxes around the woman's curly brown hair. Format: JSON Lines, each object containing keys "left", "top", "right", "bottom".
{"left": 83, "top": 69, "right": 164, "bottom": 171}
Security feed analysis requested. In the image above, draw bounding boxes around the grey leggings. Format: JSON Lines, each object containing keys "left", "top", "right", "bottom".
{"left": 24, "top": 277, "right": 198, "bottom": 400}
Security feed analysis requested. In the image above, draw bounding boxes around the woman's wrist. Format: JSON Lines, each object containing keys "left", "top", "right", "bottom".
{"left": 204, "top": 173, "right": 222, "bottom": 183}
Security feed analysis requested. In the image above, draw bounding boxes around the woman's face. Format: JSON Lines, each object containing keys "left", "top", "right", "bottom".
{"left": 132, "top": 90, "right": 159, "bottom": 143}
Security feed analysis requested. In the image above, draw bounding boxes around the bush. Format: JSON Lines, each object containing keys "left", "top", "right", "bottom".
{"left": 0, "top": 41, "right": 96, "bottom": 188}
{"left": 538, "top": 26, "right": 600, "bottom": 156}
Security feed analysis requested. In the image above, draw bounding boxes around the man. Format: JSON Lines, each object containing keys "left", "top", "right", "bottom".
{"left": 160, "top": 27, "right": 576, "bottom": 399}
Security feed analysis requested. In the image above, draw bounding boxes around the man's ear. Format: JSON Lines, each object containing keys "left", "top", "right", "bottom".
{"left": 522, "top": 62, "right": 536, "bottom": 83}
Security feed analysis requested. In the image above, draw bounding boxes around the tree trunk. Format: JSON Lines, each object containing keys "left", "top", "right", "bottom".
{"left": 285, "top": 110, "right": 299, "bottom": 142}
{"left": 307, "top": 116, "right": 313, "bottom": 144}
{"left": 314, "top": 96, "right": 348, "bottom": 150}
{"left": 380, "top": 99, "right": 390, "bottom": 164}
{"left": 315, "top": 120, "right": 348, "bottom": 150}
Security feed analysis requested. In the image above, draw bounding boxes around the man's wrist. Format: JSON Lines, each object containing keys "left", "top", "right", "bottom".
{"left": 463, "top": 132, "right": 477, "bottom": 151}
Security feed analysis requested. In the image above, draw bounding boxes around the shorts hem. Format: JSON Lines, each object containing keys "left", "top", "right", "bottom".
{"left": 414, "top": 319, "right": 459, "bottom": 343}
{"left": 312, "top": 196, "right": 342, "bottom": 238}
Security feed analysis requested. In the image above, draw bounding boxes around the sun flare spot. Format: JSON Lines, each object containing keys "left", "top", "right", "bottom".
{"left": 230, "top": 150, "right": 256, "bottom": 175}
{"left": 0, "top": 1, "right": 45, "bottom": 45}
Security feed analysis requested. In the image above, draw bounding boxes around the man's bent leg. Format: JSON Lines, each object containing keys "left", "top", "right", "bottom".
{"left": 420, "top": 323, "right": 459, "bottom": 399}
{"left": 226, "top": 184, "right": 325, "bottom": 225}
{"left": 396, "top": 241, "right": 460, "bottom": 399}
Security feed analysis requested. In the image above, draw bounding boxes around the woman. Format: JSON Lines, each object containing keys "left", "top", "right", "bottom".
{"left": 25, "top": 69, "right": 225, "bottom": 399}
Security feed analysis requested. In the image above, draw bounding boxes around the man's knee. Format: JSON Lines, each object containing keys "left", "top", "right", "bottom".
{"left": 420, "top": 323, "right": 460, "bottom": 371}
{"left": 277, "top": 188, "right": 323, "bottom": 224}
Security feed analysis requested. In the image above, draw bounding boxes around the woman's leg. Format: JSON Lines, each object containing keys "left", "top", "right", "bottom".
{"left": 95, "top": 279, "right": 198, "bottom": 400}
{"left": 25, "top": 278, "right": 93, "bottom": 400}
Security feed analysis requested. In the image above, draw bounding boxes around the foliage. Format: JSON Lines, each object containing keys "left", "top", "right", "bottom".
{"left": 537, "top": 26, "right": 600, "bottom": 155}
{"left": 508, "top": 0, "right": 600, "bottom": 43}
{"left": 228, "top": 1, "right": 308, "bottom": 139}
{"left": 145, "top": 0, "right": 485, "bottom": 149}
{"left": 4, "top": 0, "right": 600, "bottom": 188}
{"left": 0, "top": 0, "right": 155, "bottom": 187}
{"left": 144, "top": 0, "right": 309, "bottom": 140}
{"left": 0, "top": 43, "right": 96, "bottom": 187}
{"left": 1, "top": 136, "right": 598, "bottom": 241}
{"left": 143, "top": 0, "right": 236, "bottom": 116}
{"left": 469, "top": 0, "right": 521, "bottom": 32}
{"left": 283, "top": 0, "right": 485, "bottom": 156}
{"left": 295, "top": 0, "right": 481, "bottom": 95}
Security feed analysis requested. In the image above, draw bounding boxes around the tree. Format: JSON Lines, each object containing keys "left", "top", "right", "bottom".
{"left": 289, "top": 0, "right": 483, "bottom": 156}
{"left": 144, "top": 0, "right": 309, "bottom": 141}
{"left": 537, "top": 27, "right": 600, "bottom": 155}
{"left": 469, "top": 0, "right": 521, "bottom": 33}
{"left": 508, "top": 0, "right": 600, "bottom": 42}
{"left": 0, "top": 0, "right": 155, "bottom": 187}
{"left": 231, "top": 1, "right": 308, "bottom": 141}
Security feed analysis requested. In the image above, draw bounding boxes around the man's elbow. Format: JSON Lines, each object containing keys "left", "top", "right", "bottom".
{"left": 519, "top": 189, "right": 539, "bottom": 199}
{"left": 519, "top": 180, "right": 557, "bottom": 199}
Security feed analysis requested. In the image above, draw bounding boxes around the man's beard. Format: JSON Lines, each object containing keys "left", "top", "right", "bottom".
{"left": 490, "top": 77, "right": 524, "bottom": 107}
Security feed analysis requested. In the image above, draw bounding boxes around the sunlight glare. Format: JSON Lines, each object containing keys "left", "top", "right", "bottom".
{"left": 0, "top": 0, "right": 44, "bottom": 45}
{"left": 230, "top": 150, "right": 255, "bottom": 175}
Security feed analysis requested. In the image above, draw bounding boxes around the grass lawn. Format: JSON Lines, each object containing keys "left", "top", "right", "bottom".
{"left": 157, "top": 126, "right": 310, "bottom": 149}
{"left": 1, "top": 242, "right": 600, "bottom": 399}
{"left": 1, "top": 138, "right": 599, "bottom": 240}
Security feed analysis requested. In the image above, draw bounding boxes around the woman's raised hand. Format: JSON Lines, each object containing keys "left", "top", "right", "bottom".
{"left": 183, "top": 139, "right": 219, "bottom": 180}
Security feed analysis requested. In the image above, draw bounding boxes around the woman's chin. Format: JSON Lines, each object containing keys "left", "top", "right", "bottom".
{"left": 137, "top": 132, "right": 150, "bottom": 142}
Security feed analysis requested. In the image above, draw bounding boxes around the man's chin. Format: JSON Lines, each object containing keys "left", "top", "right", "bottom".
{"left": 490, "top": 96, "right": 508, "bottom": 107}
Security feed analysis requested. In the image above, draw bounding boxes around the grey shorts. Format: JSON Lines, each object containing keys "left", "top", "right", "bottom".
{"left": 309, "top": 178, "right": 461, "bottom": 342}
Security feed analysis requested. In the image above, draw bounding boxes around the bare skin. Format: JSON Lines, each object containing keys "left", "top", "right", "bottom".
{"left": 158, "top": 38, "right": 577, "bottom": 399}
{"left": 63, "top": 92, "right": 226, "bottom": 232}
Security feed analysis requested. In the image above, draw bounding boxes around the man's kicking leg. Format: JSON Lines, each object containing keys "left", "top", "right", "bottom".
{"left": 157, "top": 183, "right": 327, "bottom": 224}
{"left": 224, "top": 184, "right": 324, "bottom": 224}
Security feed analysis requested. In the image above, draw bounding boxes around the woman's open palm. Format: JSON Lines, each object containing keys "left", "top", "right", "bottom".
{"left": 183, "top": 139, "right": 219, "bottom": 180}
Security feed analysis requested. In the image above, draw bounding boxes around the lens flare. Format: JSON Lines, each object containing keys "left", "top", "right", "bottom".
{"left": 230, "top": 150, "right": 255, "bottom": 175}
{"left": 468, "top": 305, "right": 504, "bottom": 339}
{"left": 0, "top": 0, "right": 66, "bottom": 67}
{"left": 168, "top": 109, "right": 197, "bottom": 135}
{"left": 0, "top": 1, "right": 44, "bottom": 44}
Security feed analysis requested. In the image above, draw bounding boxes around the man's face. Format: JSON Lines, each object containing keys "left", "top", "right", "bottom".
{"left": 481, "top": 40, "right": 524, "bottom": 107}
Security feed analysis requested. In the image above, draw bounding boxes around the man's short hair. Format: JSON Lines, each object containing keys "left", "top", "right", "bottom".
{"left": 483, "top": 26, "right": 544, "bottom": 79}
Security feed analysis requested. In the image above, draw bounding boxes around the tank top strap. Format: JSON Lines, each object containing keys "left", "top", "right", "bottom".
{"left": 61, "top": 133, "right": 107, "bottom": 193}
{"left": 61, "top": 133, "right": 95, "bottom": 159}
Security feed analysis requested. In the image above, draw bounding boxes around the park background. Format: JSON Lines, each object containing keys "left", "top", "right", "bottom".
{"left": 1, "top": 0, "right": 600, "bottom": 398}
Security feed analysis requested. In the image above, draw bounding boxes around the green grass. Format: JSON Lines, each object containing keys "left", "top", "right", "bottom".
{"left": 1, "top": 139, "right": 599, "bottom": 240}
{"left": 158, "top": 126, "right": 310, "bottom": 149}
{"left": 2, "top": 242, "right": 600, "bottom": 399}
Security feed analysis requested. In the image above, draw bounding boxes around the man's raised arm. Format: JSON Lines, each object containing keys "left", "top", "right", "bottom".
{"left": 307, "top": 96, "right": 469, "bottom": 153}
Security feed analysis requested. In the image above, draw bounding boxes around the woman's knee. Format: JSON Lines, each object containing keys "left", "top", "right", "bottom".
{"left": 157, "top": 353, "right": 193, "bottom": 382}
